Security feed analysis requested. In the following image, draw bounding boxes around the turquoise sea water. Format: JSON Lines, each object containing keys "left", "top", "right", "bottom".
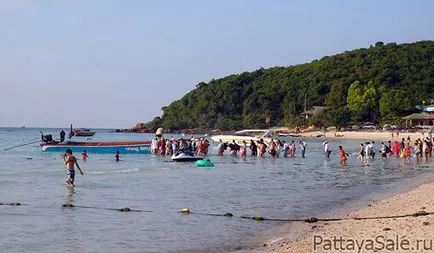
{"left": 1, "top": 128, "right": 434, "bottom": 252}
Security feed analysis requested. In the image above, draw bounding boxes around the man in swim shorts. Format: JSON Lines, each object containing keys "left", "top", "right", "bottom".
{"left": 62, "top": 149, "right": 84, "bottom": 187}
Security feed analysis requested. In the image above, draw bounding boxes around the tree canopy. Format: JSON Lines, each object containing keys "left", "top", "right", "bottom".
{"left": 146, "top": 40, "right": 434, "bottom": 130}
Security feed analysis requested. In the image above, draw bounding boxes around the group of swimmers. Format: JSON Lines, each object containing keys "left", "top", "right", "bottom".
{"left": 79, "top": 150, "right": 120, "bottom": 161}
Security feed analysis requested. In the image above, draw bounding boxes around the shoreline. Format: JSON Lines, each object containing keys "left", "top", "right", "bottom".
{"left": 111, "top": 129, "right": 430, "bottom": 143}
{"left": 299, "top": 130, "right": 429, "bottom": 141}
{"left": 257, "top": 175, "right": 434, "bottom": 253}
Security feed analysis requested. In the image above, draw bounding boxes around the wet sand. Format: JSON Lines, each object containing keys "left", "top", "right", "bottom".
{"left": 260, "top": 180, "right": 434, "bottom": 253}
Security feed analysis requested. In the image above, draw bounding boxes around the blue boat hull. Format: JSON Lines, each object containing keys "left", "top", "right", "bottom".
{"left": 41, "top": 143, "right": 151, "bottom": 154}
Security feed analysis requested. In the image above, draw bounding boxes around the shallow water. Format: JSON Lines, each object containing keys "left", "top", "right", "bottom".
{"left": 1, "top": 128, "right": 433, "bottom": 252}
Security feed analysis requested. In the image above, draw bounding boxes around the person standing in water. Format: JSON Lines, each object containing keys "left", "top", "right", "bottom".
{"left": 81, "top": 150, "right": 88, "bottom": 161}
{"left": 258, "top": 139, "right": 267, "bottom": 157}
{"left": 269, "top": 139, "right": 277, "bottom": 158}
{"left": 217, "top": 139, "right": 225, "bottom": 156}
{"left": 358, "top": 143, "right": 365, "bottom": 160}
{"left": 151, "top": 137, "right": 159, "bottom": 155}
{"left": 414, "top": 141, "right": 421, "bottom": 163}
{"left": 403, "top": 142, "right": 411, "bottom": 163}
{"left": 323, "top": 141, "right": 331, "bottom": 158}
{"left": 299, "top": 141, "right": 306, "bottom": 158}
{"left": 115, "top": 151, "right": 120, "bottom": 162}
{"left": 392, "top": 140, "right": 401, "bottom": 158}
{"left": 239, "top": 141, "right": 247, "bottom": 158}
{"left": 282, "top": 140, "right": 289, "bottom": 158}
{"left": 338, "top": 145, "right": 348, "bottom": 167}
{"left": 250, "top": 139, "right": 257, "bottom": 157}
{"left": 62, "top": 149, "right": 84, "bottom": 187}
{"left": 371, "top": 141, "right": 376, "bottom": 159}
{"left": 289, "top": 140, "right": 296, "bottom": 157}
{"left": 380, "top": 142, "right": 388, "bottom": 159}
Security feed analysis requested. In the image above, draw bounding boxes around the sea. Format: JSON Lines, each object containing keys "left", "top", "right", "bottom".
{"left": 1, "top": 127, "right": 434, "bottom": 253}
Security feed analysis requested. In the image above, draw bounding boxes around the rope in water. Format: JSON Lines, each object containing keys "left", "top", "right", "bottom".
{"left": 3, "top": 139, "right": 41, "bottom": 151}
{"left": 3, "top": 202, "right": 433, "bottom": 223}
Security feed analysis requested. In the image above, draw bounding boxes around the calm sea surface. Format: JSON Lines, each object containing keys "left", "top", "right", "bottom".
{"left": 1, "top": 128, "right": 433, "bottom": 252}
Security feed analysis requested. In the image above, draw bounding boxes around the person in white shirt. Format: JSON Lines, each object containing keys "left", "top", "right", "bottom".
{"left": 371, "top": 141, "right": 376, "bottom": 159}
{"left": 324, "top": 141, "right": 331, "bottom": 158}
{"left": 364, "top": 142, "right": 372, "bottom": 159}
{"left": 151, "top": 137, "right": 159, "bottom": 154}
{"left": 282, "top": 140, "right": 289, "bottom": 157}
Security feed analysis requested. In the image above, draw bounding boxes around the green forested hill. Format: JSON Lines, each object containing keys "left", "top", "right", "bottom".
{"left": 150, "top": 41, "right": 434, "bottom": 130}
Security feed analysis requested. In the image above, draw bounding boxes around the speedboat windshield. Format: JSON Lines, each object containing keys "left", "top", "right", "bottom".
{"left": 233, "top": 130, "right": 271, "bottom": 138}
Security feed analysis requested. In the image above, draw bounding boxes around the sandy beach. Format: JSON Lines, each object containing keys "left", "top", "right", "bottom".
{"left": 300, "top": 130, "right": 430, "bottom": 142}
{"left": 261, "top": 179, "right": 434, "bottom": 253}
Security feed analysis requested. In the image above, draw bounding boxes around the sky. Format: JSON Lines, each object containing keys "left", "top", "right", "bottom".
{"left": 0, "top": 0, "right": 433, "bottom": 128}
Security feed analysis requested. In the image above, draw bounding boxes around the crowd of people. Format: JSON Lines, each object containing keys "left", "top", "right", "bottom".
{"left": 149, "top": 135, "right": 309, "bottom": 159}
{"left": 150, "top": 137, "right": 211, "bottom": 156}
{"left": 216, "top": 138, "right": 307, "bottom": 158}
{"left": 149, "top": 133, "right": 434, "bottom": 167}
{"left": 356, "top": 137, "right": 433, "bottom": 163}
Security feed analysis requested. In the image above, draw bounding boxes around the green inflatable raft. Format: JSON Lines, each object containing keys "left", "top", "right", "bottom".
{"left": 196, "top": 159, "right": 214, "bottom": 167}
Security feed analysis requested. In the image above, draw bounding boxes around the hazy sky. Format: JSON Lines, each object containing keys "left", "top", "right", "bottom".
{"left": 1, "top": 0, "right": 433, "bottom": 128}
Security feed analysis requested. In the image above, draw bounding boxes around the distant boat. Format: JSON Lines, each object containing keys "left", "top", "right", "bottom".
{"left": 73, "top": 128, "right": 96, "bottom": 137}
{"left": 40, "top": 140, "right": 151, "bottom": 154}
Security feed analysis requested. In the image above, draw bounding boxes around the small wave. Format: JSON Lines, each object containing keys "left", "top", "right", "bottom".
{"left": 85, "top": 171, "right": 108, "bottom": 175}
{"left": 85, "top": 168, "right": 141, "bottom": 175}
{"left": 113, "top": 168, "right": 140, "bottom": 174}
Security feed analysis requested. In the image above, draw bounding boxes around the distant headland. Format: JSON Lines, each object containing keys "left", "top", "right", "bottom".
{"left": 123, "top": 40, "right": 434, "bottom": 133}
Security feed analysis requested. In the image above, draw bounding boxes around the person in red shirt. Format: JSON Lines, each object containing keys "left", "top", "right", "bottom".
{"left": 339, "top": 145, "right": 348, "bottom": 167}
{"left": 159, "top": 138, "right": 166, "bottom": 155}
{"left": 197, "top": 139, "right": 204, "bottom": 156}
{"left": 391, "top": 141, "right": 401, "bottom": 157}
{"left": 203, "top": 139, "right": 210, "bottom": 156}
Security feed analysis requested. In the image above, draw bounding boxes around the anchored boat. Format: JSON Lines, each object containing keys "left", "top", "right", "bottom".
{"left": 40, "top": 141, "right": 151, "bottom": 154}
{"left": 73, "top": 128, "right": 96, "bottom": 137}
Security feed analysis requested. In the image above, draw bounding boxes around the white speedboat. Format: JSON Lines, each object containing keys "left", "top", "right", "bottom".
{"left": 210, "top": 129, "right": 274, "bottom": 145}
{"left": 278, "top": 133, "right": 301, "bottom": 137}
